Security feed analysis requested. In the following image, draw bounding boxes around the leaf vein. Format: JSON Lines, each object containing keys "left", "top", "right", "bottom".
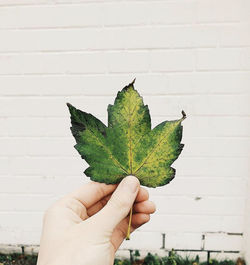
{"left": 133, "top": 126, "right": 176, "bottom": 175}
{"left": 87, "top": 126, "right": 129, "bottom": 175}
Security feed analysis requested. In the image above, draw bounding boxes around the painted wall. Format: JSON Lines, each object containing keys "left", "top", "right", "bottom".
{"left": 0, "top": 0, "right": 249, "bottom": 261}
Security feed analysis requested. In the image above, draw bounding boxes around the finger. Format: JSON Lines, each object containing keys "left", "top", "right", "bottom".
{"left": 64, "top": 181, "right": 117, "bottom": 208}
{"left": 111, "top": 213, "right": 150, "bottom": 251}
{"left": 87, "top": 187, "right": 148, "bottom": 217}
{"left": 133, "top": 200, "right": 156, "bottom": 214}
{"left": 88, "top": 176, "right": 140, "bottom": 232}
{"left": 136, "top": 187, "right": 149, "bottom": 203}
{"left": 87, "top": 194, "right": 111, "bottom": 217}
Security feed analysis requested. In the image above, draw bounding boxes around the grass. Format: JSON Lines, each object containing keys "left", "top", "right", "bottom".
{"left": 0, "top": 251, "right": 238, "bottom": 265}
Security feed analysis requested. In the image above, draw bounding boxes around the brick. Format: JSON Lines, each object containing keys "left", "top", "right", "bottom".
{"left": 43, "top": 118, "right": 71, "bottom": 137}
{"left": 0, "top": 194, "right": 54, "bottom": 211}
{"left": 220, "top": 25, "right": 250, "bottom": 47}
{"left": 57, "top": 0, "right": 103, "bottom": 2}
{"left": 242, "top": 48, "right": 250, "bottom": 70}
{"left": 0, "top": 244, "right": 21, "bottom": 254}
{"left": 52, "top": 176, "right": 88, "bottom": 197}
{"left": 222, "top": 216, "right": 244, "bottom": 233}
{"left": 61, "top": 96, "right": 111, "bottom": 120}
{"left": 167, "top": 72, "right": 250, "bottom": 94}
{"left": 23, "top": 246, "right": 39, "bottom": 255}
{"left": 195, "top": 0, "right": 241, "bottom": 23}
{"left": 165, "top": 232, "right": 202, "bottom": 250}
{"left": 143, "top": 214, "right": 222, "bottom": 233}
{"left": 0, "top": 177, "right": 55, "bottom": 194}
{"left": 106, "top": 51, "right": 149, "bottom": 73}
{"left": 183, "top": 137, "right": 250, "bottom": 158}
{"left": 0, "top": 212, "right": 43, "bottom": 229}
{"left": 0, "top": 28, "right": 126, "bottom": 52}
{"left": 183, "top": 117, "right": 250, "bottom": 137}
{"left": 0, "top": 228, "right": 41, "bottom": 245}
{"left": 150, "top": 50, "right": 195, "bottom": 72}
{"left": 5, "top": 117, "right": 70, "bottom": 137}
{"left": 192, "top": 94, "right": 250, "bottom": 116}
{"left": 150, "top": 2, "right": 195, "bottom": 25}
{"left": 0, "top": 96, "right": 111, "bottom": 118}
{"left": 0, "top": 75, "right": 89, "bottom": 95}
{"left": 26, "top": 137, "right": 76, "bottom": 156}
{"left": 125, "top": 26, "right": 213, "bottom": 49}
{"left": 150, "top": 177, "right": 247, "bottom": 197}
{"left": 0, "top": 4, "right": 102, "bottom": 29}
{"left": 101, "top": 2, "right": 150, "bottom": 26}
{"left": 151, "top": 196, "right": 245, "bottom": 216}
{"left": 6, "top": 118, "right": 47, "bottom": 137}
{"left": 133, "top": 74, "right": 170, "bottom": 95}
{"left": 0, "top": 138, "right": 28, "bottom": 156}
{"left": 0, "top": 118, "right": 8, "bottom": 136}
{"left": 153, "top": 116, "right": 250, "bottom": 138}
{"left": 193, "top": 26, "right": 220, "bottom": 47}
{"left": 176, "top": 157, "right": 249, "bottom": 178}
{"left": 0, "top": 52, "right": 106, "bottom": 74}
{"left": 196, "top": 49, "right": 244, "bottom": 71}
{"left": 0, "top": 230, "right": 20, "bottom": 245}
{"left": 122, "top": 27, "right": 195, "bottom": 49}
{"left": 0, "top": 158, "right": 9, "bottom": 175}
{"left": 9, "top": 157, "right": 86, "bottom": 177}
{"left": 0, "top": 73, "right": 248, "bottom": 97}
{"left": 0, "top": 0, "right": 51, "bottom": 5}
{"left": 116, "top": 249, "right": 130, "bottom": 260}
{"left": 205, "top": 233, "right": 243, "bottom": 251}
{"left": 126, "top": 26, "right": 218, "bottom": 49}
{"left": 0, "top": 74, "right": 169, "bottom": 96}
{"left": 120, "top": 231, "right": 162, "bottom": 250}
{"left": 241, "top": 0, "right": 250, "bottom": 22}
{"left": 0, "top": 26, "right": 220, "bottom": 52}
{"left": 145, "top": 94, "right": 250, "bottom": 116}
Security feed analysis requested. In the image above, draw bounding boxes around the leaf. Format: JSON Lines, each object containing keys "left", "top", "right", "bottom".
{"left": 67, "top": 79, "right": 186, "bottom": 188}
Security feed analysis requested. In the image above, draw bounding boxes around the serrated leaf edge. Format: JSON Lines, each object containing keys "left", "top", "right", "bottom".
{"left": 133, "top": 113, "right": 186, "bottom": 175}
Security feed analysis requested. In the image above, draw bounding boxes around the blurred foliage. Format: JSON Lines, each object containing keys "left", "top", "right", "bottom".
{"left": 0, "top": 250, "right": 238, "bottom": 265}
{"left": 114, "top": 250, "right": 237, "bottom": 265}
{"left": 0, "top": 253, "right": 37, "bottom": 265}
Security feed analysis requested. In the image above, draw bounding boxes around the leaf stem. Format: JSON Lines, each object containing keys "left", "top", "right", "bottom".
{"left": 126, "top": 207, "right": 133, "bottom": 240}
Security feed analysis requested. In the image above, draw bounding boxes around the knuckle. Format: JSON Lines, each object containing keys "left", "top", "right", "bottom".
{"left": 109, "top": 195, "right": 131, "bottom": 211}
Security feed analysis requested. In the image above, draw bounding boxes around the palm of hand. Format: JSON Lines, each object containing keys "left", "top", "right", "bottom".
{"left": 37, "top": 177, "right": 155, "bottom": 265}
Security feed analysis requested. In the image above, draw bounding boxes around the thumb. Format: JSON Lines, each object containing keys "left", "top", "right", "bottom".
{"left": 91, "top": 175, "right": 140, "bottom": 232}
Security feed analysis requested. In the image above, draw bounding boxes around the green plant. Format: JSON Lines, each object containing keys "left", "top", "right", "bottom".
{"left": 0, "top": 253, "right": 37, "bottom": 265}
{"left": 0, "top": 252, "right": 238, "bottom": 265}
{"left": 114, "top": 251, "right": 239, "bottom": 265}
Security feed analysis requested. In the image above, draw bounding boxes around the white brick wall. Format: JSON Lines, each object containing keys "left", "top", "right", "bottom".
{"left": 0, "top": 0, "right": 250, "bottom": 262}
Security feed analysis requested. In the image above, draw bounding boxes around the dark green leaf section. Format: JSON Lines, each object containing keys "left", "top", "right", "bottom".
{"left": 67, "top": 103, "right": 127, "bottom": 184}
{"left": 67, "top": 80, "right": 186, "bottom": 188}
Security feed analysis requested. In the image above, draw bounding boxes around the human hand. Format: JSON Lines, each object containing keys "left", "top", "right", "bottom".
{"left": 37, "top": 176, "right": 156, "bottom": 265}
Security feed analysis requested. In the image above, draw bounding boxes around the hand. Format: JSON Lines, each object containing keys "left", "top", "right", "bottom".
{"left": 37, "top": 176, "right": 156, "bottom": 265}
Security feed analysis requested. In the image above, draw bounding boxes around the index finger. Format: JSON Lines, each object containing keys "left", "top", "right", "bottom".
{"left": 67, "top": 181, "right": 117, "bottom": 209}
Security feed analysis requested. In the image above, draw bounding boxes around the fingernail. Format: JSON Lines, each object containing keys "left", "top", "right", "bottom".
{"left": 120, "top": 175, "right": 139, "bottom": 193}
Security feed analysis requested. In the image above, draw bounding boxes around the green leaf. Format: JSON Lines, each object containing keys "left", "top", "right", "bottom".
{"left": 67, "top": 80, "right": 186, "bottom": 188}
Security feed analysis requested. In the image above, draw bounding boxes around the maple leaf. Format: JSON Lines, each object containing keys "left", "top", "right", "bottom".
{"left": 67, "top": 79, "right": 186, "bottom": 188}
